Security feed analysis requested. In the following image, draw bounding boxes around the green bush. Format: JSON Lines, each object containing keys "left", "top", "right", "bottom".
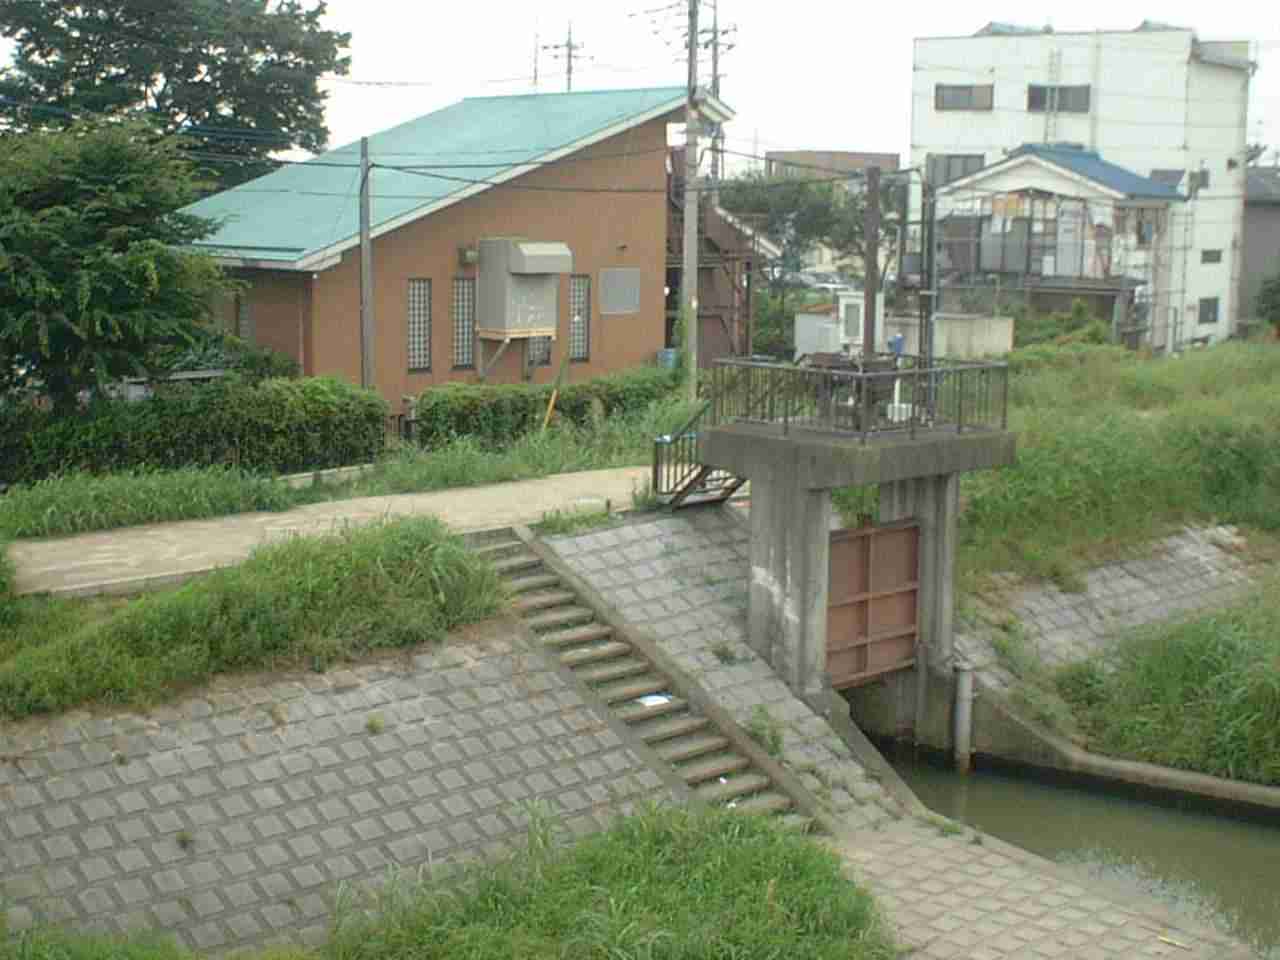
{"left": 414, "top": 367, "right": 679, "bottom": 448}
{"left": 0, "top": 376, "right": 388, "bottom": 487}
{"left": 0, "top": 517, "right": 502, "bottom": 718}
{"left": 0, "top": 467, "right": 292, "bottom": 539}
{"left": 148, "top": 333, "right": 301, "bottom": 381}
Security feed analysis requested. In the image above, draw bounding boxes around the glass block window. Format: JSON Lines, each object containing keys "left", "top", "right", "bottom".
{"left": 407, "top": 279, "right": 431, "bottom": 371}
{"left": 452, "top": 277, "right": 475, "bottom": 368}
{"left": 236, "top": 294, "right": 253, "bottom": 341}
{"left": 528, "top": 336, "right": 552, "bottom": 367}
{"left": 569, "top": 275, "right": 590, "bottom": 361}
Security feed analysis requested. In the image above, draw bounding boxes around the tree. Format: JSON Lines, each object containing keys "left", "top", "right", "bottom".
{"left": 0, "top": 120, "right": 233, "bottom": 410}
{"left": 718, "top": 172, "right": 901, "bottom": 287}
{"left": 1256, "top": 268, "right": 1280, "bottom": 336}
{"left": 0, "top": 0, "right": 350, "bottom": 186}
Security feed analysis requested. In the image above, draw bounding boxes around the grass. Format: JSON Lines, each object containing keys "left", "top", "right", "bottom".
{"left": 0, "top": 393, "right": 696, "bottom": 542}
{"left": 0, "top": 807, "right": 895, "bottom": 960}
{"left": 965, "top": 341, "right": 1280, "bottom": 587}
{"left": 0, "top": 518, "right": 502, "bottom": 720}
{"left": 0, "top": 467, "right": 292, "bottom": 539}
{"left": 829, "top": 341, "right": 1280, "bottom": 588}
{"left": 533, "top": 507, "right": 616, "bottom": 537}
{"left": 745, "top": 705, "right": 784, "bottom": 759}
{"left": 1055, "top": 584, "right": 1280, "bottom": 787}
{"left": 0, "top": 538, "right": 15, "bottom": 629}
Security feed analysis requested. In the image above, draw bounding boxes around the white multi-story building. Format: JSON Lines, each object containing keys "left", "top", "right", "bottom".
{"left": 910, "top": 21, "right": 1254, "bottom": 347}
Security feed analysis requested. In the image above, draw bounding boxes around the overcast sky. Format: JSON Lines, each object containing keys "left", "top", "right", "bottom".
{"left": 1, "top": 2, "right": 1276, "bottom": 167}
{"left": 310, "top": 0, "right": 1280, "bottom": 170}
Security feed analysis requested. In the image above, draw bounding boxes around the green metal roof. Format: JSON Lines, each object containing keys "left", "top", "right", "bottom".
{"left": 185, "top": 86, "right": 689, "bottom": 267}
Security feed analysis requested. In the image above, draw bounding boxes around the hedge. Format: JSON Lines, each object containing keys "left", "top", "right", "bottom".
{"left": 414, "top": 367, "right": 680, "bottom": 448}
{"left": 0, "top": 377, "right": 388, "bottom": 486}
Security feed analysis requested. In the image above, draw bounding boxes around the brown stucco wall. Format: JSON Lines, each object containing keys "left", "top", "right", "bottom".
{"left": 244, "top": 114, "right": 673, "bottom": 406}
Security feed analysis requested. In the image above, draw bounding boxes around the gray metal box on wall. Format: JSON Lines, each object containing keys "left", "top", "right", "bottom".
{"left": 477, "top": 237, "right": 573, "bottom": 340}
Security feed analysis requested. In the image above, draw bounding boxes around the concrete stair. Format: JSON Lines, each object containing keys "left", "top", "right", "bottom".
{"left": 472, "top": 529, "right": 795, "bottom": 822}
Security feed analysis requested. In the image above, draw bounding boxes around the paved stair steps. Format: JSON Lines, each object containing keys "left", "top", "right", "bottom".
{"left": 475, "top": 530, "right": 805, "bottom": 824}
{"left": 655, "top": 733, "right": 731, "bottom": 765}
{"left": 524, "top": 605, "right": 596, "bottom": 632}
{"left": 696, "top": 772, "right": 771, "bottom": 805}
{"left": 559, "top": 641, "right": 634, "bottom": 669}
{"left": 513, "top": 590, "right": 578, "bottom": 615}
{"left": 678, "top": 752, "right": 751, "bottom": 785}
{"left": 575, "top": 657, "right": 652, "bottom": 686}
{"left": 635, "top": 713, "right": 710, "bottom": 744}
{"left": 539, "top": 622, "right": 616, "bottom": 649}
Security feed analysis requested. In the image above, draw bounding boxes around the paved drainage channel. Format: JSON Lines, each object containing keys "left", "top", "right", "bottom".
{"left": 468, "top": 529, "right": 805, "bottom": 825}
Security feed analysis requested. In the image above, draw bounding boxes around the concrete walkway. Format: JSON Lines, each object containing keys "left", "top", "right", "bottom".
{"left": 7, "top": 467, "right": 649, "bottom": 598}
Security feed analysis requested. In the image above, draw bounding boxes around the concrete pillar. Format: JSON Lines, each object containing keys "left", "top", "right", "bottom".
{"left": 747, "top": 459, "right": 833, "bottom": 697}
{"left": 877, "top": 472, "right": 960, "bottom": 669}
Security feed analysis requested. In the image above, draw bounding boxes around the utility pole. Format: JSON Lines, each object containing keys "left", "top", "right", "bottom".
{"left": 542, "top": 22, "right": 585, "bottom": 92}
{"left": 533, "top": 30, "right": 539, "bottom": 90}
{"left": 359, "top": 137, "right": 374, "bottom": 391}
{"left": 682, "top": 0, "right": 700, "bottom": 400}
{"left": 863, "top": 166, "right": 881, "bottom": 357}
{"left": 709, "top": 0, "right": 722, "bottom": 184}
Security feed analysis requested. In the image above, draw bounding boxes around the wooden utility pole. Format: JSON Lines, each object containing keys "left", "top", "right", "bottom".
{"left": 542, "top": 22, "right": 585, "bottom": 92}
{"left": 709, "top": 0, "right": 722, "bottom": 184}
{"left": 863, "top": 165, "right": 881, "bottom": 357}
{"left": 359, "top": 137, "right": 374, "bottom": 390}
{"left": 682, "top": 0, "right": 700, "bottom": 400}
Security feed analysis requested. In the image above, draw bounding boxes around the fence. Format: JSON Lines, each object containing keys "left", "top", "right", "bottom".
{"left": 707, "top": 355, "right": 1009, "bottom": 442}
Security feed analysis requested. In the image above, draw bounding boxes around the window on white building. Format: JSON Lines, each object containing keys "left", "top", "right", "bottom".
{"left": 935, "top": 84, "right": 994, "bottom": 111}
{"left": 927, "top": 153, "right": 985, "bottom": 186}
{"left": 1027, "top": 85, "right": 1090, "bottom": 114}
{"left": 407, "top": 279, "right": 431, "bottom": 372}
{"left": 1201, "top": 249, "right": 1223, "bottom": 265}
{"left": 1198, "top": 297, "right": 1219, "bottom": 327}
{"left": 1134, "top": 210, "right": 1158, "bottom": 249}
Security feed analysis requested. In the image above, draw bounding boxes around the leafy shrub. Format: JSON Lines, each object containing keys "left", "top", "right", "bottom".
{"left": 148, "top": 333, "right": 300, "bottom": 381}
{"left": 0, "top": 467, "right": 292, "bottom": 539}
{"left": 0, "top": 377, "right": 387, "bottom": 486}
{"left": 0, "top": 517, "right": 502, "bottom": 718}
{"left": 1255, "top": 269, "right": 1280, "bottom": 333}
{"left": 1014, "top": 298, "right": 1106, "bottom": 348}
{"left": 414, "top": 367, "right": 679, "bottom": 448}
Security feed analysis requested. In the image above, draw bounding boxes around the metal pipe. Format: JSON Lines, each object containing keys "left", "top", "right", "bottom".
{"left": 954, "top": 665, "right": 974, "bottom": 775}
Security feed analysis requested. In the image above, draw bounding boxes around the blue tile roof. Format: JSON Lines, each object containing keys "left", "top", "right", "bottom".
{"left": 184, "top": 86, "right": 689, "bottom": 265}
{"left": 1009, "top": 144, "right": 1182, "bottom": 200}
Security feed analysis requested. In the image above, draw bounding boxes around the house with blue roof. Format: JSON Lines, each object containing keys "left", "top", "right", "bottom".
{"left": 934, "top": 143, "right": 1188, "bottom": 337}
{"left": 912, "top": 21, "right": 1254, "bottom": 349}
{"left": 185, "top": 86, "right": 758, "bottom": 404}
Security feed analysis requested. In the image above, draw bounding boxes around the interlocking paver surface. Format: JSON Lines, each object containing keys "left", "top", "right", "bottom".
{"left": 0, "top": 621, "right": 672, "bottom": 952}
{"left": 832, "top": 820, "right": 1252, "bottom": 959}
{"left": 546, "top": 509, "right": 897, "bottom": 829}
{"left": 546, "top": 508, "right": 1255, "bottom": 960}
{"left": 954, "top": 525, "right": 1255, "bottom": 692}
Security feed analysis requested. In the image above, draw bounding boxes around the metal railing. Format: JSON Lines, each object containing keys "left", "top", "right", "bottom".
{"left": 707, "top": 355, "right": 1009, "bottom": 442}
{"left": 652, "top": 402, "right": 711, "bottom": 498}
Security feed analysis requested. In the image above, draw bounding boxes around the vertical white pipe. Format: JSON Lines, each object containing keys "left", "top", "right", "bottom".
{"left": 954, "top": 665, "right": 974, "bottom": 775}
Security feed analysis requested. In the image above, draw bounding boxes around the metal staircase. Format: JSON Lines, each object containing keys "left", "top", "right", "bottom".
{"left": 651, "top": 402, "right": 746, "bottom": 509}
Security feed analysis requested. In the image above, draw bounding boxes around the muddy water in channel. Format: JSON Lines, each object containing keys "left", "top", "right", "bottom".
{"left": 889, "top": 751, "right": 1280, "bottom": 956}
